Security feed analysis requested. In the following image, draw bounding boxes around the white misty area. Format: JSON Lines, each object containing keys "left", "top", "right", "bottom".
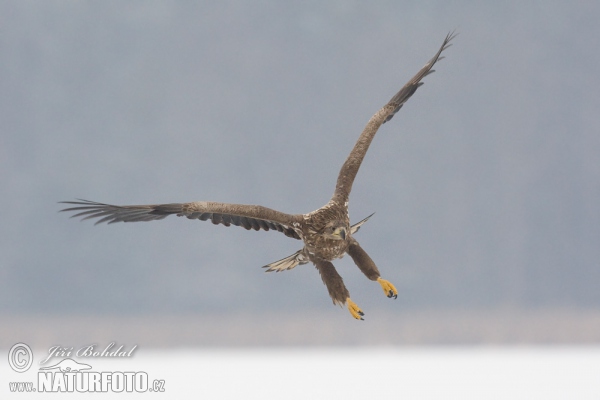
{"left": 2, "top": 348, "right": 599, "bottom": 399}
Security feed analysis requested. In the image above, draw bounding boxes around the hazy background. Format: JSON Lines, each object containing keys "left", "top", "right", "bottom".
{"left": 1, "top": 1, "right": 599, "bottom": 347}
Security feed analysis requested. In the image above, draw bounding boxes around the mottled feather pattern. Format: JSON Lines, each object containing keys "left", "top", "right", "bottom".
{"left": 263, "top": 213, "right": 374, "bottom": 272}
{"left": 301, "top": 201, "right": 350, "bottom": 260}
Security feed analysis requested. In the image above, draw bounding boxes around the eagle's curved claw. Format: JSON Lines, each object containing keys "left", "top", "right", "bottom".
{"left": 377, "top": 278, "right": 398, "bottom": 299}
{"left": 346, "top": 298, "right": 365, "bottom": 320}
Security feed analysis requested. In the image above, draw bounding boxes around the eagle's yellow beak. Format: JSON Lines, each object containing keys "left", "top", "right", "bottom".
{"left": 333, "top": 227, "right": 346, "bottom": 241}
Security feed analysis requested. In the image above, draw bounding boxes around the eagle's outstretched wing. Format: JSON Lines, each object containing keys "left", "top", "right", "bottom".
{"left": 263, "top": 213, "right": 375, "bottom": 272}
{"left": 333, "top": 32, "right": 456, "bottom": 204}
{"left": 60, "top": 199, "right": 302, "bottom": 239}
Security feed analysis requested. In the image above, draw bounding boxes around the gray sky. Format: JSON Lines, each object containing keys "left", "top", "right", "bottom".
{"left": 1, "top": 1, "right": 599, "bottom": 319}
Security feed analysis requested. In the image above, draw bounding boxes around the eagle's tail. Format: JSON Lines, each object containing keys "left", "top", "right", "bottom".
{"left": 263, "top": 250, "right": 309, "bottom": 273}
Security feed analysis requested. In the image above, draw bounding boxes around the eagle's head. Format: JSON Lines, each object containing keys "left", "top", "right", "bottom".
{"left": 322, "top": 221, "right": 347, "bottom": 241}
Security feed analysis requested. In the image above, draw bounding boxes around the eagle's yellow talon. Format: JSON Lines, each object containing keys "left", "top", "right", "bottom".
{"left": 346, "top": 298, "right": 364, "bottom": 320}
{"left": 377, "top": 277, "right": 398, "bottom": 299}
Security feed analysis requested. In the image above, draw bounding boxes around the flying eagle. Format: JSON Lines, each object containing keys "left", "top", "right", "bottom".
{"left": 61, "top": 32, "right": 455, "bottom": 320}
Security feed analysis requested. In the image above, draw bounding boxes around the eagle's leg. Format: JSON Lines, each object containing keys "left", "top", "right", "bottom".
{"left": 314, "top": 259, "right": 364, "bottom": 320}
{"left": 345, "top": 298, "right": 364, "bottom": 320}
{"left": 376, "top": 277, "right": 398, "bottom": 300}
{"left": 347, "top": 239, "right": 398, "bottom": 299}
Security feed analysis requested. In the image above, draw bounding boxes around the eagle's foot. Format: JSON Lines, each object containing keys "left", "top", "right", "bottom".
{"left": 377, "top": 277, "right": 398, "bottom": 299}
{"left": 346, "top": 298, "right": 365, "bottom": 320}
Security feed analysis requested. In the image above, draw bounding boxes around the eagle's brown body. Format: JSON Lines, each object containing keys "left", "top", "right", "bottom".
{"left": 61, "top": 33, "right": 455, "bottom": 319}
{"left": 301, "top": 201, "right": 350, "bottom": 261}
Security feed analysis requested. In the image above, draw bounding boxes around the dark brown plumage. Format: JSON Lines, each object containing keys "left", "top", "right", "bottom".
{"left": 61, "top": 32, "right": 455, "bottom": 319}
